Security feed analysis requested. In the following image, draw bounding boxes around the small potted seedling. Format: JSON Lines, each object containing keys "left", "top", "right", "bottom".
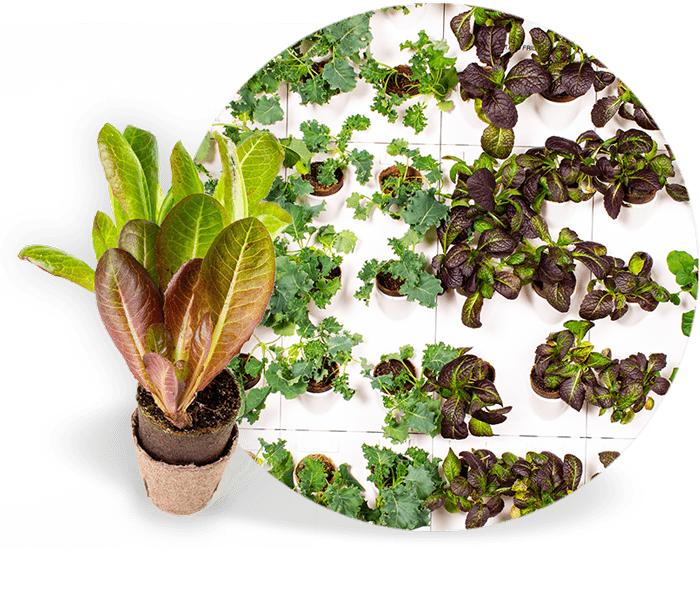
{"left": 354, "top": 237, "right": 444, "bottom": 309}
{"left": 359, "top": 30, "right": 458, "bottom": 133}
{"left": 19, "top": 124, "right": 285, "bottom": 514}
{"left": 530, "top": 320, "right": 612, "bottom": 409}
{"left": 286, "top": 114, "right": 374, "bottom": 196}
{"left": 362, "top": 443, "right": 442, "bottom": 530}
{"left": 594, "top": 353, "right": 671, "bottom": 424}
{"left": 348, "top": 138, "right": 444, "bottom": 224}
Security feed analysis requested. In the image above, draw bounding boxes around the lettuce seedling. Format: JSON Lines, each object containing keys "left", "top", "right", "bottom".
{"left": 19, "top": 124, "right": 284, "bottom": 429}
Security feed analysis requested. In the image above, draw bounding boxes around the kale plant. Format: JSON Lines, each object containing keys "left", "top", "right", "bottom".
{"left": 667, "top": 250, "right": 698, "bottom": 336}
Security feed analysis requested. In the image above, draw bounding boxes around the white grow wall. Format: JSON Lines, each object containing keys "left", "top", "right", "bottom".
{"left": 209, "top": 4, "right": 696, "bottom": 530}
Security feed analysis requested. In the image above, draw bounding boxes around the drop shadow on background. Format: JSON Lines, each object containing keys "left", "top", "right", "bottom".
{"left": 0, "top": 100, "right": 641, "bottom": 546}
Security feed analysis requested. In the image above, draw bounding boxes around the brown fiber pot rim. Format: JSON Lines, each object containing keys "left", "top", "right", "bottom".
{"left": 529, "top": 367, "right": 561, "bottom": 400}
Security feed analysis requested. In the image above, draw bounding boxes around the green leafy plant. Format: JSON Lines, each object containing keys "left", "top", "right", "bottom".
{"left": 348, "top": 139, "right": 446, "bottom": 237}
{"left": 354, "top": 237, "right": 444, "bottom": 308}
{"left": 295, "top": 455, "right": 370, "bottom": 520}
{"left": 363, "top": 343, "right": 463, "bottom": 443}
{"left": 19, "top": 124, "right": 283, "bottom": 429}
{"left": 362, "top": 443, "right": 442, "bottom": 530}
{"left": 262, "top": 317, "right": 363, "bottom": 402}
{"left": 510, "top": 451, "right": 583, "bottom": 518}
{"left": 427, "top": 447, "right": 517, "bottom": 528}
{"left": 283, "top": 115, "right": 375, "bottom": 188}
{"left": 255, "top": 438, "right": 295, "bottom": 488}
{"left": 528, "top": 28, "right": 614, "bottom": 101}
{"left": 667, "top": 250, "right": 698, "bottom": 336}
{"left": 455, "top": 24, "right": 551, "bottom": 158}
{"left": 579, "top": 251, "right": 671, "bottom": 321}
{"left": 359, "top": 30, "right": 458, "bottom": 133}
{"left": 262, "top": 192, "right": 357, "bottom": 336}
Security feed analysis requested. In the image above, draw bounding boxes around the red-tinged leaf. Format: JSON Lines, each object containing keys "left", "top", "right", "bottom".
{"left": 603, "top": 183, "right": 624, "bottom": 219}
{"left": 579, "top": 290, "right": 614, "bottom": 320}
{"left": 475, "top": 26, "right": 506, "bottom": 66}
{"left": 504, "top": 59, "right": 550, "bottom": 96}
{"left": 563, "top": 454, "right": 583, "bottom": 491}
{"left": 461, "top": 291, "right": 484, "bottom": 328}
{"left": 163, "top": 258, "right": 204, "bottom": 364}
{"left": 482, "top": 89, "right": 517, "bottom": 129}
{"left": 465, "top": 503, "right": 489, "bottom": 528}
{"left": 591, "top": 96, "right": 621, "bottom": 128}
{"left": 118, "top": 219, "right": 160, "bottom": 286}
{"left": 467, "top": 167, "right": 496, "bottom": 212}
{"left": 187, "top": 217, "right": 276, "bottom": 394}
{"left": 94, "top": 248, "right": 164, "bottom": 393}
{"left": 182, "top": 313, "right": 214, "bottom": 411}
{"left": 156, "top": 193, "right": 228, "bottom": 291}
{"left": 561, "top": 61, "right": 595, "bottom": 97}
{"left": 142, "top": 352, "right": 187, "bottom": 426}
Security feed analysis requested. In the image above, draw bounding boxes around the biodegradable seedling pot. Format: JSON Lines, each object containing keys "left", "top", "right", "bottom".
{"left": 306, "top": 360, "right": 340, "bottom": 394}
{"left": 373, "top": 358, "right": 417, "bottom": 394}
{"left": 375, "top": 269, "right": 405, "bottom": 297}
{"left": 529, "top": 366, "right": 561, "bottom": 401}
{"left": 293, "top": 453, "right": 337, "bottom": 487}
{"left": 377, "top": 165, "right": 423, "bottom": 194}
{"left": 302, "top": 161, "right": 345, "bottom": 196}
{"left": 237, "top": 353, "right": 262, "bottom": 391}
{"left": 133, "top": 369, "right": 242, "bottom": 515}
{"left": 386, "top": 65, "right": 420, "bottom": 97}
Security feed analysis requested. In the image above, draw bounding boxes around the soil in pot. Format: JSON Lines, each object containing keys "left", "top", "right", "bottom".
{"left": 311, "top": 264, "right": 342, "bottom": 293}
{"left": 540, "top": 89, "right": 579, "bottom": 103}
{"left": 529, "top": 367, "right": 561, "bottom": 400}
{"left": 376, "top": 269, "right": 405, "bottom": 297}
{"left": 623, "top": 191, "right": 657, "bottom": 205}
{"left": 386, "top": 65, "right": 420, "bottom": 97}
{"left": 302, "top": 161, "right": 345, "bottom": 196}
{"left": 373, "top": 358, "right": 417, "bottom": 394}
{"left": 306, "top": 360, "right": 340, "bottom": 393}
{"left": 135, "top": 368, "right": 241, "bottom": 466}
{"left": 237, "top": 353, "right": 262, "bottom": 390}
{"left": 378, "top": 165, "right": 423, "bottom": 195}
{"left": 294, "top": 453, "right": 337, "bottom": 486}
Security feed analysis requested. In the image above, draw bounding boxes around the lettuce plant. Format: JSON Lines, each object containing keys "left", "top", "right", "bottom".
{"left": 449, "top": 7, "right": 525, "bottom": 54}
{"left": 19, "top": 124, "right": 285, "bottom": 429}
{"left": 362, "top": 444, "right": 442, "bottom": 530}
{"left": 591, "top": 79, "right": 658, "bottom": 130}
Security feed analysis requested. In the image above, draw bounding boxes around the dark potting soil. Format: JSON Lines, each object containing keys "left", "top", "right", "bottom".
{"left": 387, "top": 65, "right": 420, "bottom": 97}
{"left": 376, "top": 270, "right": 405, "bottom": 294}
{"left": 302, "top": 161, "right": 344, "bottom": 192}
{"left": 136, "top": 368, "right": 241, "bottom": 433}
